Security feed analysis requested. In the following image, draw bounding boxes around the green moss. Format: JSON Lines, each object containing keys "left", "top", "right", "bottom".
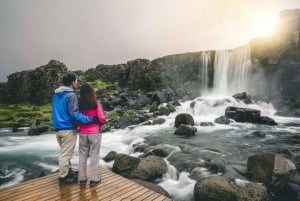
{"left": 0, "top": 103, "right": 52, "bottom": 128}
{"left": 146, "top": 101, "right": 158, "bottom": 109}
{"left": 90, "top": 80, "right": 113, "bottom": 91}
{"left": 78, "top": 75, "right": 87, "bottom": 82}
{"left": 106, "top": 110, "right": 120, "bottom": 119}
{"left": 124, "top": 109, "right": 137, "bottom": 117}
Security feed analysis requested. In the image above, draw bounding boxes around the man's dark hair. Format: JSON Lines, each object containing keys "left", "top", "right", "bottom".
{"left": 63, "top": 72, "right": 77, "bottom": 86}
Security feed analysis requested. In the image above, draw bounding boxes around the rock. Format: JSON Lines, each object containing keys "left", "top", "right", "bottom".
{"left": 200, "top": 122, "right": 215, "bottom": 126}
{"left": 132, "top": 155, "right": 167, "bottom": 181}
{"left": 158, "top": 106, "right": 170, "bottom": 116}
{"left": 112, "top": 154, "right": 140, "bottom": 177}
{"left": 247, "top": 152, "right": 296, "bottom": 190}
{"left": 259, "top": 116, "right": 278, "bottom": 125}
{"left": 252, "top": 131, "right": 266, "bottom": 137}
{"left": 140, "top": 144, "right": 172, "bottom": 158}
{"left": 233, "top": 180, "right": 270, "bottom": 201}
{"left": 215, "top": 116, "right": 231, "bottom": 124}
{"left": 225, "top": 106, "right": 261, "bottom": 123}
{"left": 174, "top": 113, "right": 194, "bottom": 128}
{"left": 112, "top": 154, "right": 167, "bottom": 181}
{"left": 232, "top": 92, "right": 253, "bottom": 104}
{"left": 103, "top": 151, "right": 118, "bottom": 162}
{"left": 174, "top": 124, "right": 197, "bottom": 136}
{"left": 194, "top": 176, "right": 270, "bottom": 201}
{"left": 225, "top": 106, "right": 277, "bottom": 125}
{"left": 152, "top": 118, "right": 166, "bottom": 125}
{"left": 194, "top": 176, "right": 238, "bottom": 201}
{"left": 151, "top": 92, "right": 170, "bottom": 105}
{"left": 28, "top": 126, "right": 48, "bottom": 135}
{"left": 4, "top": 60, "right": 67, "bottom": 104}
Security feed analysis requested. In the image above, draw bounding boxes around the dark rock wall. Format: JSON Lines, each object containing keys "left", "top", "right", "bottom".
{"left": 250, "top": 9, "right": 300, "bottom": 116}
{"left": 2, "top": 60, "right": 67, "bottom": 104}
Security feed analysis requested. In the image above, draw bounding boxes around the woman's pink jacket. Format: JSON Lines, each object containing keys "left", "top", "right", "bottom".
{"left": 79, "top": 101, "right": 106, "bottom": 134}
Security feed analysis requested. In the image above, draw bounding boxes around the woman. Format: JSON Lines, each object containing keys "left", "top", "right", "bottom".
{"left": 78, "top": 83, "right": 106, "bottom": 186}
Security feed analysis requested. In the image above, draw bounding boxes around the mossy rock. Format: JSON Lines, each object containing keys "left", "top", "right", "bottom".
{"left": 0, "top": 114, "right": 13, "bottom": 121}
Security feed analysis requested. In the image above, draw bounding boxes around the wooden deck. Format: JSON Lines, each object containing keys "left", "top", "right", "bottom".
{"left": 0, "top": 167, "right": 173, "bottom": 201}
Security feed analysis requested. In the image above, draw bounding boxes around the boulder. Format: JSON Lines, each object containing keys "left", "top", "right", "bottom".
{"left": 132, "top": 155, "right": 167, "bottom": 181}
{"left": 214, "top": 116, "right": 231, "bottom": 124}
{"left": 247, "top": 153, "right": 297, "bottom": 190}
{"left": 174, "top": 124, "right": 197, "bottom": 136}
{"left": 194, "top": 176, "right": 238, "bottom": 201}
{"left": 112, "top": 154, "right": 167, "bottom": 181}
{"left": 174, "top": 113, "right": 194, "bottom": 128}
{"left": 103, "top": 151, "right": 118, "bottom": 162}
{"left": 232, "top": 92, "right": 253, "bottom": 104}
{"left": 225, "top": 106, "right": 277, "bottom": 125}
{"left": 194, "top": 176, "right": 270, "bottom": 201}
{"left": 225, "top": 106, "right": 261, "bottom": 123}
{"left": 112, "top": 154, "right": 140, "bottom": 177}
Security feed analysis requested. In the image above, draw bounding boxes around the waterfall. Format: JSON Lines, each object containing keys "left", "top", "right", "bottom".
{"left": 199, "top": 52, "right": 210, "bottom": 94}
{"left": 212, "top": 44, "right": 251, "bottom": 96}
{"left": 212, "top": 50, "right": 230, "bottom": 95}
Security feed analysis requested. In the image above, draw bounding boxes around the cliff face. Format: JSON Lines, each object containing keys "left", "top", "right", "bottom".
{"left": 0, "top": 9, "right": 299, "bottom": 116}
{"left": 250, "top": 9, "right": 300, "bottom": 116}
{"left": 0, "top": 60, "right": 67, "bottom": 104}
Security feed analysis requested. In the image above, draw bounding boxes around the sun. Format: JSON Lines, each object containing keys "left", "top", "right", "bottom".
{"left": 253, "top": 15, "right": 277, "bottom": 37}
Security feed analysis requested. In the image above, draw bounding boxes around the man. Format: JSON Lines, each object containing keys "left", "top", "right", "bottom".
{"left": 52, "top": 72, "right": 97, "bottom": 185}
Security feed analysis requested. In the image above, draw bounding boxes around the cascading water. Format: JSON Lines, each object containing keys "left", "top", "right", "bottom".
{"left": 212, "top": 44, "right": 251, "bottom": 96}
{"left": 199, "top": 52, "right": 210, "bottom": 94}
{"left": 212, "top": 50, "right": 230, "bottom": 95}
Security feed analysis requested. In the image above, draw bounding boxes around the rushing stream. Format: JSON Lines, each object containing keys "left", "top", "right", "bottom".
{"left": 0, "top": 96, "right": 300, "bottom": 201}
{"left": 0, "top": 44, "right": 299, "bottom": 200}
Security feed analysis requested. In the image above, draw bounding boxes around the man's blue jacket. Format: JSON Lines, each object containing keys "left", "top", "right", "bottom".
{"left": 52, "top": 86, "right": 90, "bottom": 130}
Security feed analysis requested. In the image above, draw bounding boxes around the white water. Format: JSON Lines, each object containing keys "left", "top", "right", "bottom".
{"left": 212, "top": 44, "right": 251, "bottom": 95}
{"left": 199, "top": 51, "right": 210, "bottom": 94}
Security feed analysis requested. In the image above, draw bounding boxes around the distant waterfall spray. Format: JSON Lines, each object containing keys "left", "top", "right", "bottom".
{"left": 199, "top": 52, "right": 210, "bottom": 94}
{"left": 212, "top": 44, "right": 251, "bottom": 95}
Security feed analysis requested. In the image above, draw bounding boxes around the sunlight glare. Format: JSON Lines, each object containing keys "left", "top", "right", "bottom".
{"left": 253, "top": 15, "right": 277, "bottom": 37}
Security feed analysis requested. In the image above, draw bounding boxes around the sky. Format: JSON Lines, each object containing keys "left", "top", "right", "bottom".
{"left": 0, "top": 0, "right": 300, "bottom": 82}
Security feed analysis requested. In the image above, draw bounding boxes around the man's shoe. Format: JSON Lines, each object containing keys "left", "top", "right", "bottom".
{"left": 89, "top": 178, "right": 101, "bottom": 186}
{"left": 59, "top": 176, "right": 78, "bottom": 185}
{"left": 79, "top": 179, "right": 87, "bottom": 186}
{"left": 68, "top": 168, "right": 78, "bottom": 176}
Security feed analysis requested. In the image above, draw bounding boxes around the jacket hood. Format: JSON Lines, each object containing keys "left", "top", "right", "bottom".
{"left": 54, "top": 86, "right": 74, "bottom": 93}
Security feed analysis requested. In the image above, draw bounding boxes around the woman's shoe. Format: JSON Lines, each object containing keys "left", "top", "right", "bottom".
{"left": 89, "top": 178, "right": 101, "bottom": 186}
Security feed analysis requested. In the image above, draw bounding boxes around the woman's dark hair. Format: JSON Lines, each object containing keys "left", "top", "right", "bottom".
{"left": 63, "top": 72, "right": 77, "bottom": 86}
{"left": 79, "top": 83, "right": 97, "bottom": 111}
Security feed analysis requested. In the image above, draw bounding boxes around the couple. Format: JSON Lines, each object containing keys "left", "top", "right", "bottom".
{"left": 52, "top": 72, "right": 106, "bottom": 186}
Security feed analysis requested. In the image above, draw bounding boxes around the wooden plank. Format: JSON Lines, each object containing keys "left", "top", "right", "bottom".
{"left": 132, "top": 190, "right": 156, "bottom": 201}
{"left": 142, "top": 192, "right": 162, "bottom": 201}
{"left": 2, "top": 167, "right": 109, "bottom": 200}
{"left": 0, "top": 167, "right": 173, "bottom": 201}
{"left": 107, "top": 185, "right": 145, "bottom": 200}
{"left": 0, "top": 173, "right": 58, "bottom": 196}
{"left": 153, "top": 195, "right": 172, "bottom": 201}
{"left": 91, "top": 180, "right": 137, "bottom": 201}
{"left": 121, "top": 186, "right": 152, "bottom": 200}
{"left": 35, "top": 169, "right": 116, "bottom": 201}
{"left": 61, "top": 172, "right": 128, "bottom": 201}
{"left": 62, "top": 171, "right": 134, "bottom": 201}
